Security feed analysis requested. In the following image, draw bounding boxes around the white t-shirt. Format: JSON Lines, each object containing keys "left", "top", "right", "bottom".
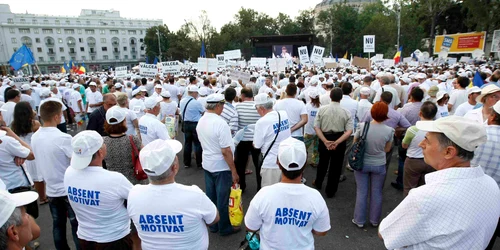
{"left": 340, "top": 95, "right": 358, "bottom": 131}
{"left": 64, "top": 167, "right": 132, "bottom": 243}
{"left": 139, "top": 113, "right": 170, "bottom": 146}
{"left": 196, "top": 113, "right": 234, "bottom": 173}
{"left": 304, "top": 103, "right": 319, "bottom": 135}
{"left": 0, "top": 135, "right": 31, "bottom": 190}
{"left": 448, "top": 89, "right": 467, "bottom": 115}
{"left": 31, "top": 127, "right": 73, "bottom": 197}
{"left": 86, "top": 91, "right": 103, "bottom": 113}
{"left": 70, "top": 90, "right": 83, "bottom": 112}
{"left": 245, "top": 183, "right": 331, "bottom": 250}
{"left": 373, "top": 85, "right": 401, "bottom": 109}
{"left": 1, "top": 101, "right": 16, "bottom": 127}
{"left": 128, "top": 183, "right": 217, "bottom": 250}
{"left": 39, "top": 97, "right": 67, "bottom": 124}
{"left": 159, "top": 101, "right": 178, "bottom": 121}
{"left": 119, "top": 107, "right": 138, "bottom": 136}
{"left": 435, "top": 105, "right": 449, "bottom": 119}
{"left": 274, "top": 98, "right": 307, "bottom": 137}
{"left": 20, "top": 94, "right": 35, "bottom": 110}
{"left": 357, "top": 99, "right": 373, "bottom": 123}
{"left": 453, "top": 101, "right": 475, "bottom": 117}
{"left": 254, "top": 111, "right": 291, "bottom": 169}
{"left": 129, "top": 98, "right": 146, "bottom": 119}
{"left": 164, "top": 84, "right": 180, "bottom": 104}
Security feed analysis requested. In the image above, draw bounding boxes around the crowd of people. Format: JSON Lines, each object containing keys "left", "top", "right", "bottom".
{"left": 0, "top": 61, "right": 500, "bottom": 249}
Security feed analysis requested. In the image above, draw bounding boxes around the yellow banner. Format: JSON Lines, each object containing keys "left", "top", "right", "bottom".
{"left": 433, "top": 32, "right": 486, "bottom": 54}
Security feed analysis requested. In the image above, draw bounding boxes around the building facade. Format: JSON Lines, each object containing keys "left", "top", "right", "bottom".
{"left": 0, "top": 4, "right": 162, "bottom": 74}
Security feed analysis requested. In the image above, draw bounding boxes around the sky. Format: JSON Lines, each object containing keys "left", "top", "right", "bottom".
{"left": 3, "top": 0, "right": 318, "bottom": 31}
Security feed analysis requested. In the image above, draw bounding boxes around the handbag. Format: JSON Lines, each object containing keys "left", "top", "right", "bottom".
{"left": 181, "top": 98, "right": 194, "bottom": 133}
{"left": 9, "top": 166, "right": 39, "bottom": 219}
{"left": 129, "top": 135, "right": 147, "bottom": 180}
{"left": 259, "top": 111, "right": 281, "bottom": 167}
{"left": 348, "top": 122, "right": 370, "bottom": 171}
{"left": 238, "top": 231, "right": 260, "bottom": 250}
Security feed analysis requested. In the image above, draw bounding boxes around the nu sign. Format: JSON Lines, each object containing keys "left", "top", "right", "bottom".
{"left": 363, "top": 35, "right": 375, "bottom": 53}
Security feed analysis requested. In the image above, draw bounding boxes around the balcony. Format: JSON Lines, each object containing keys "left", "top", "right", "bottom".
{"left": 87, "top": 42, "right": 96, "bottom": 47}
{"left": 69, "top": 51, "right": 76, "bottom": 55}
{"left": 113, "top": 50, "right": 120, "bottom": 55}
{"left": 24, "top": 42, "right": 33, "bottom": 46}
{"left": 45, "top": 42, "right": 54, "bottom": 47}
{"left": 130, "top": 42, "right": 136, "bottom": 47}
{"left": 131, "top": 49, "right": 137, "bottom": 54}
{"left": 112, "top": 42, "right": 119, "bottom": 47}
{"left": 47, "top": 51, "right": 55, "bottom": 56}
{"left": 67, "top": 42, "right": 76, "bottom": 47}
{"left": 89, "top": 51, "right": 96, "bottom": 55}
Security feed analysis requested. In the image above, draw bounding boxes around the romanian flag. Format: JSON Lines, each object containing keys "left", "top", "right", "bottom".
{"left": 77, "top": 66, "right": 86, "bottom": 75}
{"left": 394, "top": 46, "right": 402, "bottom": 64}
{"left": 60, "top": 66, "right": 66, "bottom": 73}
{"left": 343, "top": 51, "right": 348, "bottom": 59}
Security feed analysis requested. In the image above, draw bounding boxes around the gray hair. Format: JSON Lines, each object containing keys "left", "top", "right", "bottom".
{"left": 148, "top": 167, "right": 173, "bottom": 183}
{"left": 379, "top": 76, "right": 391, "bottom": 86}
{"left": 256, "top": 102, "right": 273, "bottom": 110}
{"left": 435, "top": 133, "right": 475, "bottom": 161}
{"left": 0, "top": 208, "right": 22, "bottom": 250}
{"left": 205, "top": 103, "right": 220, "bottom": 111}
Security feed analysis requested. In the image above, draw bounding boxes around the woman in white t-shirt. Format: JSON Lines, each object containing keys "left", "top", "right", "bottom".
{"left": 11, "top": 101, "right": 48, "bottom": 204}
{"left": 304, "top": 90, "right": 320, "bottom": 167}
{"left": 448, "top": 77, "right": 469, "bottom": 115}
{"left": 435, "top": 91, "right": 449, "bottom": 119}
{"left": 116, "top": 93, "right": 140, "bottom": 137}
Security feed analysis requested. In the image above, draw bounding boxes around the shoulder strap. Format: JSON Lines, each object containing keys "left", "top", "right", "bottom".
{"left": 182, "top": 98, "right": 194, "bottom": 121}
{"left": 262, "top": 111, "right": 281, "bottom": 161}
{"left": 361, "top": 122, "right": 370, "bottom": 140}
{"left": 129, "top": 135, "right": 139, "bottom": 158}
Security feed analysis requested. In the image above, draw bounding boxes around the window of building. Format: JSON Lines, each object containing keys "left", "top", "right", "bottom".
{"left": 81, "top": 56, "right": 86, "bottom": 60}
{"left": 61, "top": 56, "right": 65, "bottom": 61}
{"left": 64, "top": 29, "right": 75, "bottom": 34}
{"left": 20, "top": 19, "right": 26, "bottom": 24}
{"left": 77, "top": 29, "right": 82, "bottom": 34}
{"left": 19, "top": 28, "right": 30, "bottom": 34}
{"left": 58, "top": 38, "right": 63, "bottom": 43}
{"left": 65, "top": 20, "right": 70, "bottom": 25}
{"left": 128, "top": 30, "right": 136, "bottom": 35}
{"left": 48, "top": 48, "right": 54, "bottom": 53}
{"left": 85, "top": 29, "right": 95, "bottom": 34}
{"left": 32, "top": 19, "right": 37, "bottom": 24}
{"left": 123, "top": 47, "right": 127, "bottom": 51}
{"left": 86, "top": 20, "right": 90, "bottom": 25}
{"left": 103, "top": 55, "right": 108, "bottom": 60}
{"left": 80, "top": 47, "right": 85, "bottom": 52}
{"left": 43, "top": 20, "right": 48, "bottom": 24}
{"left": 78, "top": 38, "right": 83, "bottom": 43}
{"left": 9, "top": 28, "right": 14, "bottom": 33}
{"left": 7, "top": 18, "right": 13, "bottom": 24}
{"left": 120, "top": 22, "right": 124, "bottom": 26}
{"left": 100, "top": 29, "right": 105, "bottom": 34}
{"left": 121, "top": 30, "right": 126, "bottom": 35}
{"left": 101, "top": 38, "right": 106, "bottom": 43}
{"left": 140, "top": 46, "right": 144, "bottom": 51}
{"left": 42, "top": 29, "right": 53, "bottom": 34}
{"left": 115, "top": 56, "right": 119, "bottom": 60}
{"left": 35, "top": 38, "right": 40, "bottom": 43}
{"left": 124, "top": 55, "right": 128, "bottom": 59}
{"left": 59, "top": 47, "right": 64, "bottom": 52}
{"left": 50, "top": 57, "right": 55, "bottom": 62}
{"left": 39, "top": 57, "right": 44, "bottom": 62}
{"left": 132, "top": 55, "right": 136, "bottom": 59}
{"left": 11, "top": 38, "right": 17, "bottom": 44}
{"left": 91, "top": 56, "right": 96, "bottom": 60}
{"left": 102, "top": 47, "right": 107, "bottom": 51}
{"left": 140, "top": 30, "right": 143, "bottom": 35}
{"left": 71, "top": 57, "right": 76, "bottom": 60}
{"left": 76, "top": 21, "right": 81, "bottom": 25}
{"left": 69, "top": 48, "right": 75, "bottom": 53}
{"left": 33, "top": 29, "right": 39, "bottom": 34}
{"left": 90, "top": 48, "right": 95, "bottom": 53}
{"left": 55, "top": 20, "right": 60, "bottom": 25}
{"left": 37, "top": 47, "right": 42, "bottom": 52}
{"left": 110, "top": 30, "right": 118, "bottom": 35}
{"left": 111, "top": 22, "right": 115, "bottom": 25}
{"left": 139, "top": 38, "right": 144, "bottom": 42}
{"left": 56, "top": 29, "right": 61, "bottom": 34}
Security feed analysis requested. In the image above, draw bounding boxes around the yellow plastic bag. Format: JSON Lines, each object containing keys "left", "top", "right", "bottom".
{"left": 229, "top": 184, "right": 243, "bottom": 227}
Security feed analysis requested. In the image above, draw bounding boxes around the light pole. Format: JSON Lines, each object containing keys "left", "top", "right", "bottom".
{"left": 396, "top": 1, "right": 401, "bottom": 50}
{"left": 156, "top": 28, "right": 162, "bottom": 62}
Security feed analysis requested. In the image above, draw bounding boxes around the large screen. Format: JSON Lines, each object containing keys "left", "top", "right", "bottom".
{"left": 273, "top": 45, "right": 293, "bottom": 59}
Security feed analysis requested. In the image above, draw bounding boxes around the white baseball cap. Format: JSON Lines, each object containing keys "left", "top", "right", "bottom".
{"left": 139, "top": 139, "right": 182, "bottom": 176}
{"left": 198, "top": 88, "right": 208, "bottom": 96}
{"left": 416, "top": 116, "right": 487, "bottom": 152}
{"left": 254, "top": 93, "right": 274, "bottom": 106}
{"left": 40, "top": 88, "right": 51, "bottom": 97}
{"left": 278, "top": 137, "right": 307, "bottom": 171}
{"left": 0, "top": 190, "right": 38, "bottom": 228}
{"left": 144, "top": 97, "right": 162, "bottom": 109}
{"left": 436, "top": 91, "right": 448, "bottom": 101}
{"left": 187, "top": 85, "right": 199, "bottom": 92}
{"left": 206, "top": 93, "right": 225, "bottom": 103}
{"left": 154, "top": 84, "right": 163, "bottom": 89}
{"left": 89, "top": 82, "right": 97, "bottom": 87}
{"left": 467, "top": 86, "right": 482, "bottom": 95}
{"left": 308, "top": 89, "right": 319, "bottom": 99}
{"left": 160, "top": 91, "right": 171, "bottom": 98}
{"left": 106, "top": 106, "right": 126, "bottom": 125}
{"left": 114, "top": 83, "right": 123, "bottom": 89}
{"left": 131, "top": 88, "right": 141, "bottom": 96}
{"left": 360, "top": 87, "right": 371, "bottom": 96}
{"left": 72, "top": 84, "right": 80, "bottom": 89}
{"left": 70, "top": 130, "right": 104, "bottom": 170}
{"left": 20, "top": 84, "right": 32, "bottom": 91}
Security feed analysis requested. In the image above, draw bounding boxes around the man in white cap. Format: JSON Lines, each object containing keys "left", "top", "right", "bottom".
{"left": 356, "top": 87, "right": 373, "bottom": 123}
{"left": 128, "top": 139, "right": 219, "bottom": 249}
{"left": 454, "top": 86, "right": 481, "bottom": 117}
{"left": 196, "top": 93, "right": 240, "bottom": 236}
{"left": 64, "top": 130, "right": 134, "bottom": 248}
{"left": 373, "top": 75, "right": 401, "bottom": 110}
{"left": 378, "top": 116, "right": 500, "bottom": 249}
{"left": 31, "top": 100, "right": 80, "bottom": 250}
{"left": 1, "top": 89, "right": 21, "bottom": 127}
{"left": 179, "top": 85, "right": 204, "bottom": 168}
{"left": 254, "top": 93, "right": 292, "bottom": 187}
{"left": 138, "top": 96, "right": 169, "bottom": 146}
{"left": 464, "top": 85, "right": 500, "bottom": 124}
{"left": 245, "top": 137, "right": 330, "bottom": 249}
{"left": 86, "top": 94, "right": 117, "bottom": 136}
{"left": 151, "top": 84, "right": 163, "bottom": 99}
{"left": 85, "top": 82, "right": 103, "bottom": 116}
{"left": 163, "top": 77, "right": 181, "bottom": 104}
{"left": 19, "top": 84, "right": 35, "bottom": 111}
{"left": 129, "top": 88, "right": 146, "bottom": 119}
{"left": 0, "top": 190, "right": 40, "bottom": 250}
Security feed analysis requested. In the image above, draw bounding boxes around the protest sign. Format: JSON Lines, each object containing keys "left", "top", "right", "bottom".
{"left": 197, "top": 58, "right": 218, "bottom": 73}
{"left": 139, "top": 63, "right": 158, "bottom": 78}
{"left": 161, "top": 61, "right": 181, "bottom": 75}
{"left": 115, "top": 66, "right": 127, "bottom": 78}
{"left": 325, "top": 62, "right": 338, "bottom": 69}
{"left": 447, "top": 58, "right": 457, "bottom": 64}
{"left": 363, "top": 35, "right": 375, "bottom": 53}
{"left": 216, "top": 54, "right": 226, "bottom": 67}
{"left": 310, "top": 46, "right": 325, "bottom": 65}
{"left": 250, "top": 58, "right": 266, "bottom": 67}
{"left": 352, "top": 57, "right": 370, "bottom": 69}
{"left": 12, "top": 77, "right": 30, "bottom": 88}
{"left": 229, "top": 69, "right": 252, "bottom": 84}
{"left": 459, "top": 56, "right": 470, "bottom": 62}
{"left": 298, "top": 46, "right": 310, "bottom": 66}
{"left": 224, "top": 49, "right": 241, "bottom": 60}
{"left": 403, "top": 57, "right": 412, "bottom": 63}
{"left": 269, "top": 58, "right": 286, "bottom": 72}
{"left": 383, "top": 59, "right": 395, "bottom": 67}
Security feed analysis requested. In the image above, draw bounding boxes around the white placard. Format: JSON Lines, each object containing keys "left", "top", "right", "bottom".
{"left": 139, "top": 63, "right": 158, "bottom": 78}
{"left": 403, "top": 57, "right": 412, "bottom": 63}
{"left": 216, "top": 54, "right": 226, "bottom": 67}
{"left": 250, "top": 58, "right": 266, "bottom": 67}
{"left": 196, "top": 58, "right": 218, "bottom": 73}
{"left": 409, "top": 61, "right": 419, "bottom": 67}
{"left": 363, "top": 35, "right": 375, "bottom": 53}
{"left": 115, "top": 66, "right": 127, "bottom": 78}
{"left": 224, "top": 49, "right": 241, "bottom": 60}
{"left": 383, "top": 59, "right": 395, "bottom": 67}
{"left": 161, "top": 61, "right": 181, "bottom": 75}
{"left": 323, "top": 57, "right": 335, "bottom": 63}
{"left": 447, "top": 58, "right": 457, "bottom": 64}
{"left": 13, "top": 77, "right": 30, "bottom": 88}
{"left": 269, "top": 58, "right": 286, "bottom": 72}
{"left": 492, "top": 30, "right": 500, "bottom": 53}
{"left": 298, "top": 46, "right": 310, "bottom": 65}
{"left": 310, "top": 46, "right": 325, "bottom": 65}
{"left": 229, "top": 69, "right": 252, "bottom": 84}
{"left": 373, "top": 59, "right": 384, "bottom": 65}
{"left": 459, "top": 56, "right": 471, "bottom": 62}
{"left": 472, "top": 49, "right": 484, "bottom": 59}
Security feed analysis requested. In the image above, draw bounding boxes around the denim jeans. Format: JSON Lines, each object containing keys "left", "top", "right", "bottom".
{"left": 48, "top": 196, "right": 80, "bottom": 250}
{"left": 184, "top": 122, "right": 202, "bottom": 167}
{"left": 204, "top": 170, "right": 233, "bottom": 235}
{"left": 353, "top": 165, "right": 386, "bottom": 225}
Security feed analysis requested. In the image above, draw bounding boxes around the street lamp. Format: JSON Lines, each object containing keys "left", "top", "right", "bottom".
{"left": 156, "top": 28, "right": 162, "bottom": 62}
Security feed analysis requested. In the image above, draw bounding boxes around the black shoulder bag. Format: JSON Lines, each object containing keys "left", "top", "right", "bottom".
{"left": 181, "top": 98, "right": 193, "bottom": 133}
{"left": 348, "top": 122, "right": 370, "bottom": 171}
{"left": 259, "top": 111, "right": 281, "bottom": 166}
{"left": 9, "top": 166, "right": 39, "bottom": 218}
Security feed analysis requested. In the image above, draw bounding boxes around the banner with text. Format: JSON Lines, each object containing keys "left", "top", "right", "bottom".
{"left": 229, "top": 69, "right": 252, "bottom": 84}
{"left": 115, "top": 66, "right": 127, "bottom": 78}
{"left": 269, "top": 58, "right": 287, "bottom": 72}
{"left": 310, "top": 46, "right": 325, "bottom": 65}
{"left": 13, "top": 77, "right": 30, "bottom": 88}
{"left": 363, "top": 35, "right": 375, "bottom": 53}
{"left": 250, "top": 57, "right": 267, "bottom": 67}
{"left": 298, "top": 46, "right": 310, "bottom": 66}
{"left": 196, "top": 58, "right": 218, "bottom": 73}
{"left": 216, "top": 54, "right": 226, "bottom": 67}
{"left": 161, "top": 61, "right": 181, "bottom": 75}
{"left": 139, "top": 63, "right": 158, "bottom": 78}
{"left": 434, "top": 32, "right": 486, "bottom": 54}
{"left": 224, "top": 49, "right": 241, "bottom": 60}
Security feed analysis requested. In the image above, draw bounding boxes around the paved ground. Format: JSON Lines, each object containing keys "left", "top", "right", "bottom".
{"left": 31, "top": 124, "right": 500, "bottom": 250}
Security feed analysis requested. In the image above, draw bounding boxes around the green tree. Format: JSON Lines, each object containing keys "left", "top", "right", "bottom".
{"left": 144, "top": 25, "right": 170, "bottom": 61}
{"left": 462, "top": 0, "right": 500, "bottom": 34}
{"left": 316, "top": 4, "right": 361, "bottom": 55}
{"left": 295, "top": 9, "right": 316, "bottom": 34}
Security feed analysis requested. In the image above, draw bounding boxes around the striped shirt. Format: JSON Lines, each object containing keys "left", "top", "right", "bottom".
{"left": 235, "top": 101, "right": 261, "bottom": 141}
{"left": 220, "top": 102, "right": 239, "bottom": 135}
{"left": 472, "top": 125, "right": 500, "bottom": 188}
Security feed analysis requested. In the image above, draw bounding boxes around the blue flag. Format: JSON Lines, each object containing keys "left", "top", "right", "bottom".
{"left": 200, "top": 41, "right": 206, "bottom": 58}
{"left": 145, "top": 56, "right": 149, "bottom": 64}
{"left": 412, "top": 52, "right": 418, "bottom": 61}
{"left": 63, "top": 61, "right": 70, "bottom": 72}
{"left": 335, "top": 54, "right": 338, "bottom": 63}
{"left": 9, "top": 44, "right": 35, "bottom": 71}
{"left": 153, "top": 57, "right": 158, "bottom": 64}
{"left": 473, "top": 71, "right": 484, "bottom": 87}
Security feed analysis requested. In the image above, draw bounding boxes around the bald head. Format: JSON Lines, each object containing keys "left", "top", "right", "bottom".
{"left": 103, "top": 93, "right": 117, "bottom": 110}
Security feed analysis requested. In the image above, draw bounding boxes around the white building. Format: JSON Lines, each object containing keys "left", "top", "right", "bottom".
{"left": 0, "top": 4, "right": 162, "bottom": 74}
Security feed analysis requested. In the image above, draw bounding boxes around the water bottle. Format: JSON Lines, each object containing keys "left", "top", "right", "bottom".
{"left": 246, "top": 232, "right": 260, "bottom": 250}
